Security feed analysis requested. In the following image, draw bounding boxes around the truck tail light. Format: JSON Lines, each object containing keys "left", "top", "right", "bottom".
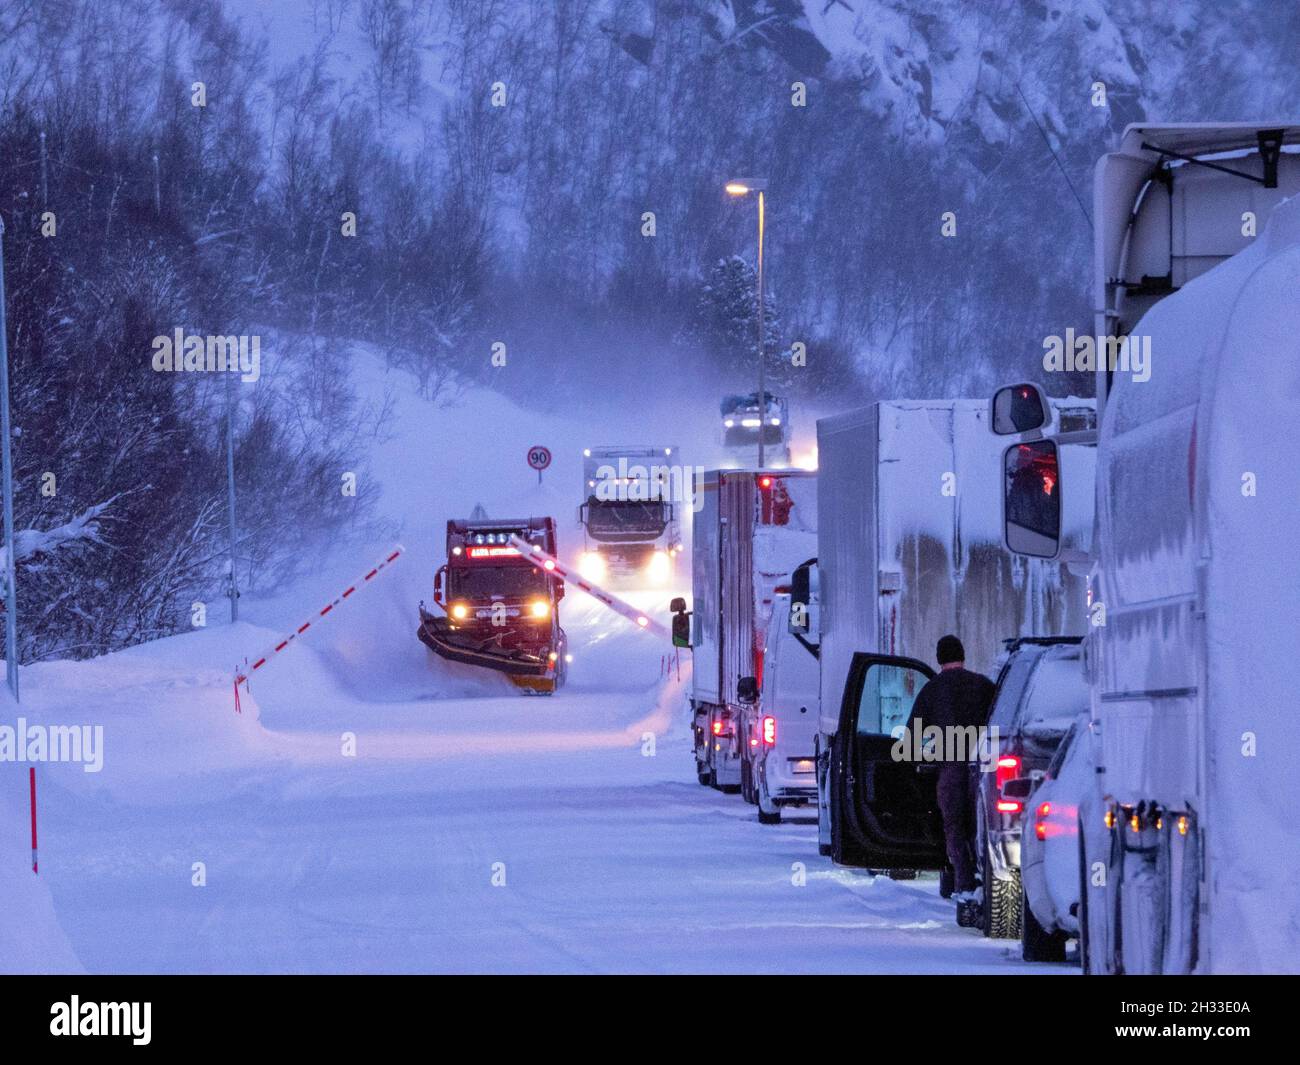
{"left": 996, "top": 799, "right": 1022, "bottom": 814}
{"left": 1035, "top": 801, "right": 1051, "bottom": 840}
{"left": 995, "top": 754, "right": 1020, "bottom": 794}
{"left": 761, "top": 716, "right": 776, "bottom": 746}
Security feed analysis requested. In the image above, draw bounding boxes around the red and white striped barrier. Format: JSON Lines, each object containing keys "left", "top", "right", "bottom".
{"left": 507, "top": 535, "right": 671, "bottom": 639}
{"left": 232, "top": 546, "right": 405, "bottom": 708}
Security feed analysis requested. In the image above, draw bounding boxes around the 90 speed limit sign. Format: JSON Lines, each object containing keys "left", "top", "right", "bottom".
{"left": 527, "top": 445, "right": 552, "bottom": 471}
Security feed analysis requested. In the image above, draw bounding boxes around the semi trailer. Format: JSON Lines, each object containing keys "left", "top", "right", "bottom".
{"left": 418, "top": 515, "right": 568, "bottom": 694}
{"left": 675, "top": 469, "right": 817, "bottom": 790}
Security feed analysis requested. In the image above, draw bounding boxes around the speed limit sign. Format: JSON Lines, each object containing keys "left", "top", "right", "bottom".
{"left": 527, "top": 445, "right": 552, "bottom": 483}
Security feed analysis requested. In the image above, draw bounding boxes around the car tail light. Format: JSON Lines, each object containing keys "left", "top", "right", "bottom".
{"left": 711, "top": 720, "right": 724, "bottom": 736}
{"left": 996, "top": 800, "right": 1022, "bottom": 814}
{"left": 995, "top": 754, "right": 1020, "bottom": 794}
{"left": 761, "top": 716, "right": 776, "bottom": 746}
{"left": 1035, "top": 801, "right": 1051, "bottom": 840}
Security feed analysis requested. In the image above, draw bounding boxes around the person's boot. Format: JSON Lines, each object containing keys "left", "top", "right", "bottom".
{"left": 954, "top": 891, "right": 981, "bottom": 928}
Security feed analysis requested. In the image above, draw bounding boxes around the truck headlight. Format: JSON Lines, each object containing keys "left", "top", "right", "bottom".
{"left": 450, "top": 602, "right": 470, "bottom": 620}
{"left": 529, "top": 599, "right": 551, "bottom": 618}
{"left": 647, "top": 550, "right": 670, "bottom": 583}
{"left": 578, "top": 551, "right": 606, "bottom": 582}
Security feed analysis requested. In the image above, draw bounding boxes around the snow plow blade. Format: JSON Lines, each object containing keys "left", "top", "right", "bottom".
{"left": 417, "top": 612, "right": 553, "bottom": 678}
{"left": 508, "top": 675, "right": 557, "bottom": 694}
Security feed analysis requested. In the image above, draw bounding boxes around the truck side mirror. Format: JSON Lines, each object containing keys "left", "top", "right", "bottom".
{"left": 991, "top": 383, "right": 1051, "bottom": 435}
{"left": 1003, "top": 439, "right": 1061, "bottom": 558}
{"left": 433, "top": 565, "right": 445, "bottom": 605}
{"left": 670, "top": 597, "right": 691, "bottom": 648}
{"left": 737, "top": 676, "right": 759, "bottom": 704}
{"left": 1001, "top": 776, "right": 1037, "bottom": 800}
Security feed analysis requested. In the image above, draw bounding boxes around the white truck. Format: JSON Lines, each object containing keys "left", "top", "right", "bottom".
{"left": 577, "top": 445, "right": 683, "bottom": 585}
{"left": 989, "top": 123, "right": 1300, "bottom": 974}
{"left": 674, "top": 469, "right": 817, "bottom": 791}
{"left": 814, "top": 399, "right": 1093, "bottom": 871}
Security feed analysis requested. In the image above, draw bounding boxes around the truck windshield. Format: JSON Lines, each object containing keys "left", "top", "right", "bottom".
{"left": 584, "top": 499, "right": 668, "bottom": 536}
{"left": 449, "top": 565, "right": 547, "bottom": 600}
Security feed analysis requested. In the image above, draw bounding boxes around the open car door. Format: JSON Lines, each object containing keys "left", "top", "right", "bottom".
{"left": 833, "top": 652, "right": 949, "bottom": 870}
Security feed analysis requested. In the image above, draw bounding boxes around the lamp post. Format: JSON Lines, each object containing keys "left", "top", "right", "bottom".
{"left": 725, "top": 178, "right": 769, "bottom": 466}
{"left": 0, "top": 216, "right": 18, "bottom": 700}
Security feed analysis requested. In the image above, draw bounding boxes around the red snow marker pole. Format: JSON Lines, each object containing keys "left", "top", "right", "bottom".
{"left": 29, "top": 767, "right": 37, "bottom": 874}
{"left": 233, "top": 546, "right": 405, "bottom": 705}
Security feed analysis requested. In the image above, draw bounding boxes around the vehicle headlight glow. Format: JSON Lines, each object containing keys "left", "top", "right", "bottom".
{"left": 741, "top": 417, "right": 761, "bottom": 428}
{"left": 529, "top": 599, "right": 550, "bottom": 618}
{"left": 647, "top": 550, "right": 671, "bottom": 583}
{"left": 450, "top": 602, "right": 469, "bottom": 620}
{"left": 724, "top": 419, "right": 735, "bottom": 428}
{"left": 578, "top": 551, "right": 606, "bottom": 582}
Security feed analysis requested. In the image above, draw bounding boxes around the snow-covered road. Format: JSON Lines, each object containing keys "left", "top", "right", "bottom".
{"left": 19, "top": 639, "right": 1052, "bottom": 974}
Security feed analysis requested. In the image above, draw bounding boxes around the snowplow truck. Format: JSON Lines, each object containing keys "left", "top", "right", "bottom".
{"left": 418, "top": 516, "right": 568, "bottom": 694}
{"left": 577, "top": 446, "right": 683, "bottom": 585}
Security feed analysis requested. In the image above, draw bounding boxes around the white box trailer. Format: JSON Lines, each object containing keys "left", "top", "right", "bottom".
{"left": 686, "top": 469, "right": 817, "bottom": 789}
{"left": 814, "top": 399, "right": 1093, "bottom": 867}
{"left": 1073, "top": 124, "right": 1300, "bottom": 974}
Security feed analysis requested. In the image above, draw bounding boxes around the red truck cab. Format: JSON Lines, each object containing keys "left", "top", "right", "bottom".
{"left": 418, "top": 516, "right": 568, "bottom": 693}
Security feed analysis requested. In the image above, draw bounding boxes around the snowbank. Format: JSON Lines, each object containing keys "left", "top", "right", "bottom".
{"left": 0, "top": 691, "right": 83, "bottom": 973}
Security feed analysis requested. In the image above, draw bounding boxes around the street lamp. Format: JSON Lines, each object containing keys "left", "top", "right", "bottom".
{"left": 725, "top": 177, "right": 769, "bottom": 466}
{"left": 0, "top": 215, "right": 17, "bottom": 699}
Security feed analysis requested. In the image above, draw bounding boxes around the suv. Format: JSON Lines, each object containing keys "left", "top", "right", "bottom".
{"left": 976, "top": 637, "right": 1087, "bottom": 939}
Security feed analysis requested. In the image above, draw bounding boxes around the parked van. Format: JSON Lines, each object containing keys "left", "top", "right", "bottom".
{"left": 741, "top": 590, "right": 821, "bottom": 824}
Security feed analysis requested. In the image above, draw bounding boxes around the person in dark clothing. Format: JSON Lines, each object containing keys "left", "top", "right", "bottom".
{"left": 909, "top": 634, "right": 996, "bottom": 921}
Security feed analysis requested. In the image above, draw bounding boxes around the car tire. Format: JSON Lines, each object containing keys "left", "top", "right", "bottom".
{"left": 986, "top": 860, "right": 1023, "bottom": 940}
{"left": 697, "top": 766, "right": 711, "bottom": 786}
{"left": 758, "top": 806, "right": 781, "bottom": 825}
{"left": 1021, "top": 891, "right": 1068, "bottom": 962}
{"left": 708, "top": 766, "right": 719, "bottom": 790}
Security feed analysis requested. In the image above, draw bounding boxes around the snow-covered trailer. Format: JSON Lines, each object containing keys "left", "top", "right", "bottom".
{"left": 686, "top": 469, "right": 817, "bottom": 790}
{"left": 814, "top": 400, "right": 1092, "bottom": 866}
{"left": 1075, "top": 124, "right": 1300, "bottom": 974}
